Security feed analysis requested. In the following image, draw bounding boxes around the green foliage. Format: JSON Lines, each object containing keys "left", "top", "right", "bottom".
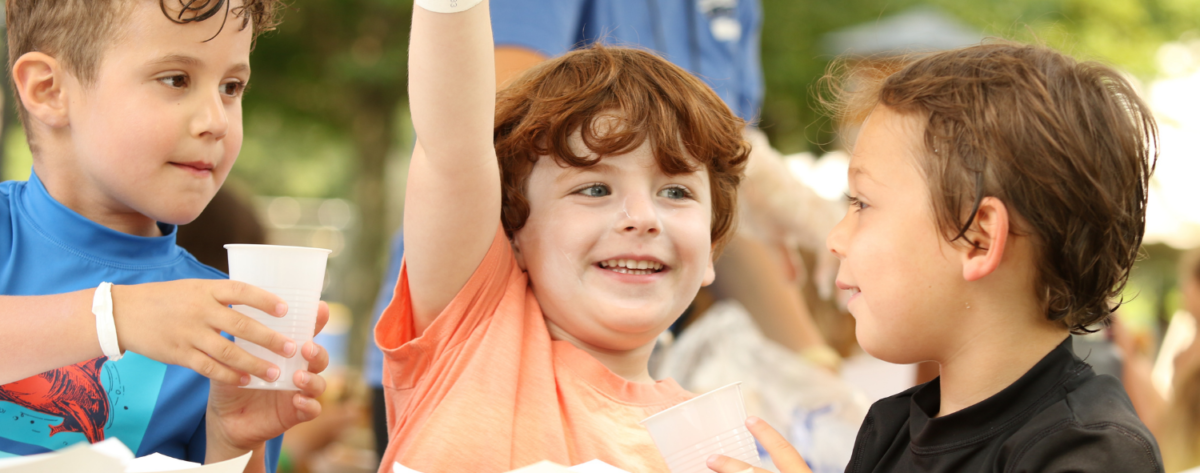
{"left": 759, "top": 0, "right": 1200, "bottom": 154}
{"left": 233, "top": 0, "right": 414, "bottom": 199}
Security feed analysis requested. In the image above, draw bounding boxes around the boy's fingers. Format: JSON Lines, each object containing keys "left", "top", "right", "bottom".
{"left": 744, "top": 417, "right": 812, "bottom": 473}
{"left": 213, "top": 280, "right": 287, "bottom": 318}
{"left": 314, "top": 301, "right": 330, "bottom": 336}
{"left": 293, "top": 369, "right": 326, "bottom": 399}
{"left": 292, "top": 394, "right": 322, "bottom": 423}
{"left": 302, "top": 342, "right": 330, "bottom": 374}
{"left": 706, "top": 454, "right": 760, "bottom": 473}
{"left": 198, "top": 334, "right": 279, "bottom": 382}
{"left": 186, "top": 351, "right": 243, "bottom": 386}
{"left": 216, "top": 307, "right": 296, "bottom": 358}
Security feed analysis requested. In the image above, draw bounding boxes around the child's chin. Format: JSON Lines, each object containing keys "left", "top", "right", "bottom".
{"left": 147, "top": 204, "right": 207, "bottom": 227}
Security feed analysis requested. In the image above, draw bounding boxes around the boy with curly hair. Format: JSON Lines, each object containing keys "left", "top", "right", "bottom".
{"left": 374, "top": 0, "right": 748, "bottom": 471}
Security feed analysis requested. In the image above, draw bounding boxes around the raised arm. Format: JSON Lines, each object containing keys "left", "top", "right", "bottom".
{"left": 404, "top": 0, "right": 501, "bottom": 333}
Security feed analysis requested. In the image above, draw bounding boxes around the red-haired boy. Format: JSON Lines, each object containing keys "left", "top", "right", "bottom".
{"left": 374, "top": 0, "right": 748, "bottom": 471}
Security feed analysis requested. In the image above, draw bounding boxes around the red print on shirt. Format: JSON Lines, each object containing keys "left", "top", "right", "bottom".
{"left": 0, "top": 357, "right": 110, "bottom": 443}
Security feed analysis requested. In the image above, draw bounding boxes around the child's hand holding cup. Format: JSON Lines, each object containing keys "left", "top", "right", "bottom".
{"left": 225, "top": 244, "right": 331, "bottom": 390}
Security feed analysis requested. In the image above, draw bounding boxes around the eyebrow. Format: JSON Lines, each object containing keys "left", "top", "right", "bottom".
{"left": 556, "top": 162, "right": 618, "bottom": 183}
{"left": 148, "top": 54, "right": 250, "bottom": 75}
{"left": 849, "top": 165, "right": 887, "bottom": 188}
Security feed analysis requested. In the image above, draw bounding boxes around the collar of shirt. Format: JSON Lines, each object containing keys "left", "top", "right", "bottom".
{"left": 18, "top": 172, "right": 184, "bottom": 269}
{"left": 905, "top": 336, "right": 1082, "bottom": 454}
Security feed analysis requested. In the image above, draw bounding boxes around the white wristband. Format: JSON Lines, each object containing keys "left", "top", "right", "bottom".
{"left": 416, "top": 0, "right": 484, "bottom": 14}
{"left": 92, "top": 282, "right": 123, "bottom": 361}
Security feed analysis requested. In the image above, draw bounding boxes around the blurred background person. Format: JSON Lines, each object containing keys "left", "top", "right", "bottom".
{"left": 1116, "top": 249, "right": 1200, "bottom": 473}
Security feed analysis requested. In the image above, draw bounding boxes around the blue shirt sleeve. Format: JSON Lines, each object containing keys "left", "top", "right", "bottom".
{"left": 490, "top": 0, "right": 589, "bottom": 57}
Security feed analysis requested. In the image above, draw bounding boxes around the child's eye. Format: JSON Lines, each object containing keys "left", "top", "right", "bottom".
{"left": 158, "top": 74, "right": 189, "bottom": 89}
{"left": 658, "top": 185, "right": 693, "bottom": 200}
{"left": 220, "top": 81, "right": 245, "bottom": 98}
{"left": 577, "top": 183, "right": 611, "bottom": 197}
{"left": 846, "top": 194, "right": 869, "bottom": 211}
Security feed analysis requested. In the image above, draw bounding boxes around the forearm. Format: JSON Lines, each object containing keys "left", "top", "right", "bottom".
{"left": 1121, "top": 353, "right": 1166, "bottom": 436}
{"left": 403, "top": 0, "right": 503, "bottom": 326}
{"left": 0, "top": 290, "right": 103, "bottom": 383}
{"left": 409, "top": 1, "right": 495, "bottom": 163}
{"left": 711, "top": 236, "right": 828, "bottom": 352}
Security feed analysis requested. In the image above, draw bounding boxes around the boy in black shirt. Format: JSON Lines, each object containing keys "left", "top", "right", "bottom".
{"left": 706, "top": 42, "right": 1163, "bottom": 472}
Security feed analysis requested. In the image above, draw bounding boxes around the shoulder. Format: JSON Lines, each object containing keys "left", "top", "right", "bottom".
{"left": 1005, "top": 374, "right": 1163, "bottom": 472}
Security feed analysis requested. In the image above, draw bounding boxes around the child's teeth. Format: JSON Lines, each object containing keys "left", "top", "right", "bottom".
{"left": 599, "top": 259, "right": 663, "bottom": 272}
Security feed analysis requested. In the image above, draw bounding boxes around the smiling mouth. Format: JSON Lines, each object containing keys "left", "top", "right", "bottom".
{"left": 598, "top": 259, "right": 665, "bottom": 275}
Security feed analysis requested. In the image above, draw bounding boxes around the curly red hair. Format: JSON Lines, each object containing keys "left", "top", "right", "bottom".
{"left": 493, "top": 44, "right": 750, "bottom": 256}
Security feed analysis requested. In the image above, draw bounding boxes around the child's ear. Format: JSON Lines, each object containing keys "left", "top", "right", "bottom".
{"left": 12, "top": 52, "right": 70, "bottom": 128}
{"left": 961, "top": 196, "right": 1009, "bottom": 282}
{"left": 701, "top": 248, "right": 716, "bottom": 287}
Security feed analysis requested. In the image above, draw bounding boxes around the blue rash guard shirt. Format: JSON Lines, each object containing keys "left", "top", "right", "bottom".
{"left": 0, "top": 172, "right": 282, "bottom": 471}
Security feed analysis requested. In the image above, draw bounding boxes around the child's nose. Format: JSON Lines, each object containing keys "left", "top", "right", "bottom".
{"left": 826, "top": 214, "right": 850, "bottom": 259}
{"left": 191, "top": 90, "right": 229, "bottom": 140}
{"left": 617, "top": 194, "right": 660, "bottom": 235}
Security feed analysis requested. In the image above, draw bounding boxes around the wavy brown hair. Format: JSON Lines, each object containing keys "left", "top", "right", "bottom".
{"left": 823, "top": 42, "right": 1158, "bottom": 332}
{"left": 494, "top": 44, "right": 750, "bottom": 257}
{"left": 6, "top": 0, "right": 283, "bottom": 131}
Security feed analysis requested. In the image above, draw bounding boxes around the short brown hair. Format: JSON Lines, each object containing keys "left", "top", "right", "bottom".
{"left": 494, "top": 44, "right": 750, "bottom": 256}
{"left": 825, "top": 42, "right": 1158, "bottom": 332}
{"left": 6, "top": 0, "right": 283, "bottom": 121}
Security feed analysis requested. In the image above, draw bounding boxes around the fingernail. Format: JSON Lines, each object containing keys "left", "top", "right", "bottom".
{"left": 267, "top": 367, "right": 280, "bottom": 382}
{"left": 746, "top": 416, "right": 759, "bottom": 426}
{"left": 284, "top": 342, "right": 297, "bottom": 357}
{"left": 239, "top": 374, "right": 250, "bottom": 386}
{"left": 276, "top": 302, "right": 288, "bottom": 316}
{"left": 305, "top": 343, "right": 316, "bottom": 358}
{"left": 706, "top": 455, "right": 719, "bottom": 466}
{"left": 298, "top": 371, "right": 310, "bottom": 385}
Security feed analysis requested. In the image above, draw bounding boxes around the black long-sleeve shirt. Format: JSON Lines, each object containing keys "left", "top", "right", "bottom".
{"left": 846, "top": 337, "right": 1164, "bottom": 472}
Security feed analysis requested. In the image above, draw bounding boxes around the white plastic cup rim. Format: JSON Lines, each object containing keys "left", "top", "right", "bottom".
{"left": 639, "top": 382, "right": 750, "bottom": 458}
{"left": 224, "top": 244, "right": 333, "bottom": 254}
{"left": 639, "top": 381, "right": 744, "bottom": 425}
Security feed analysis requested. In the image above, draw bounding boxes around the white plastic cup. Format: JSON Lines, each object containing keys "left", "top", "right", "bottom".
{"left": 225, "top": 244, "right": 331, "bottom": 390}
{"left": 640, "top": 382, "right": 761, "bottom": 473}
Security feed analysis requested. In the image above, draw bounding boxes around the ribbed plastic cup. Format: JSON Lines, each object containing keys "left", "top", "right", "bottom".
{"left": 640, "top": 382, "right": 761, "bottom": 473}
{"left": 225, "top": 244, "right": 331, "bottom": 390}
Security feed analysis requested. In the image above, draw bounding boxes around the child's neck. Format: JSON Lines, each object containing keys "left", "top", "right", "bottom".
{"left": 934, "top": 297, "right": 1070, "bottom": 418}
{"left": 545, "top": 321, "right": 657, "bottom": 384}
{"left": 34, "top": 161, "right": 163, "bottom": 238}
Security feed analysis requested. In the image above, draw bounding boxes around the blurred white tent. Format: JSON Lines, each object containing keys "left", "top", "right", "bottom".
{"left": 1144, "top": 39, "right": 1200, "bottom": 249}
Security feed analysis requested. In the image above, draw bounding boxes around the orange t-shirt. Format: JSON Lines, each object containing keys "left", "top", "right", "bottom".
{"left": 375, "top": 226, "right": 693, "bottom": 473}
